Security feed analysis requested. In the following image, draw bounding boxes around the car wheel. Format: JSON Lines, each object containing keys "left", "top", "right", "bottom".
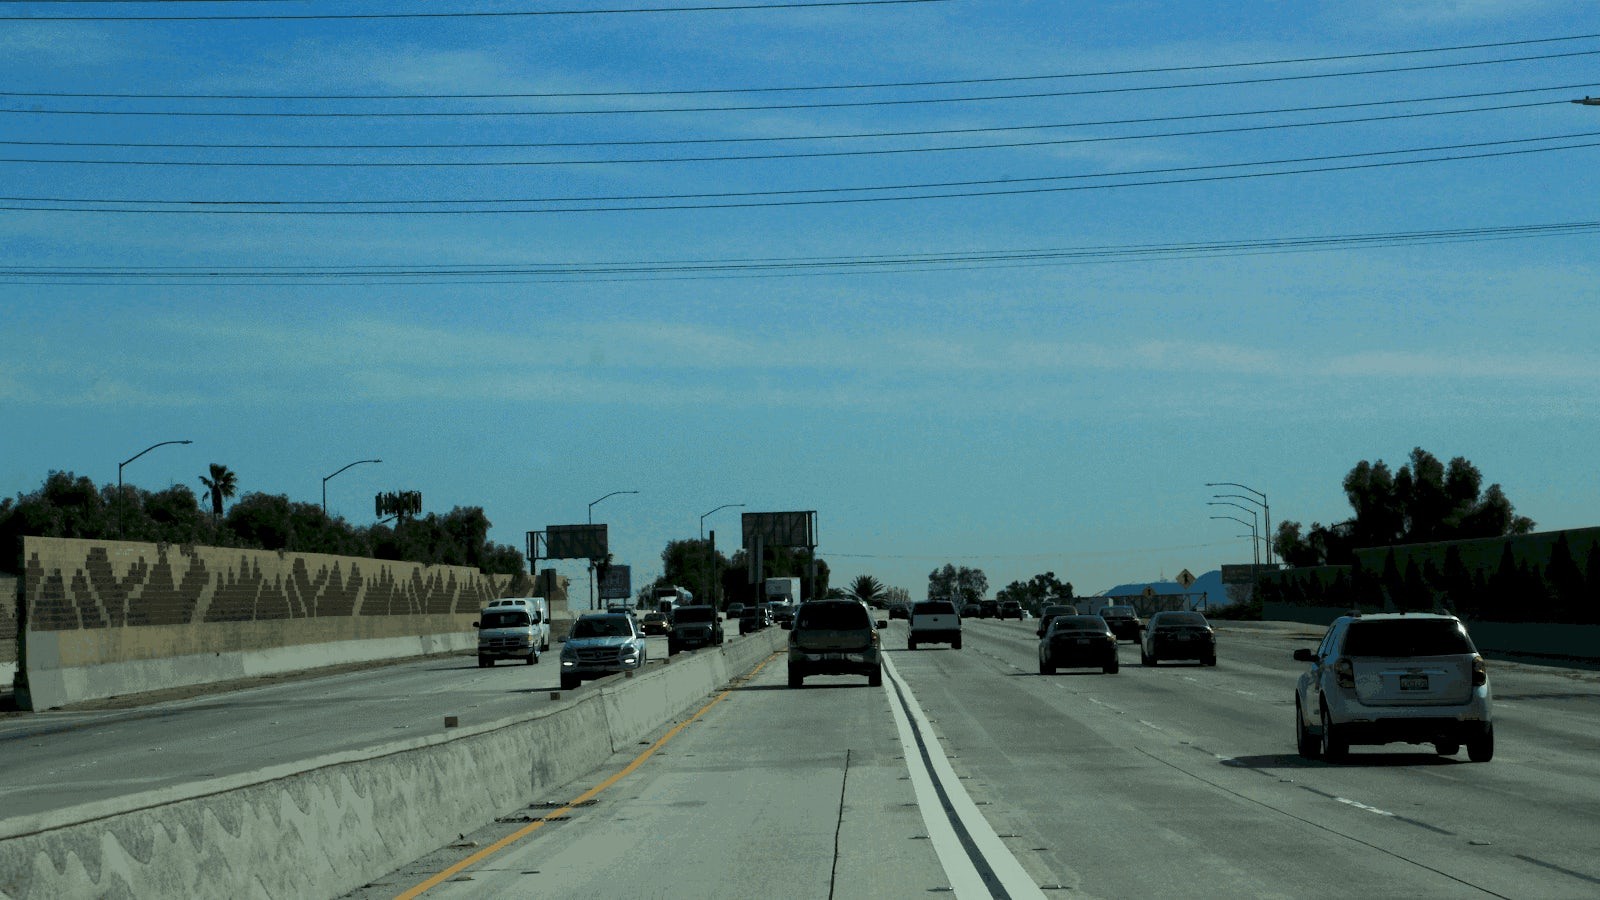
{"left": 668, "top": 641, "right": 679, "bottom": 656}
{"left": 908, "top": 639, "right": 918, "bottom": 651}
{"left": 560, "top": 674, "right": 578, "bottom": 691}
{"left": 1141, "top": 649, "right": 1154, "bottom": 667}
{"left": 953, "top": 637, "right": 962, "bottom": 650}
{"left": 868, "top": 667, "right": 883, "bottom": 687}
{"left": 1467, "top": 723, "right": 1495, "bottom": 763}
{"left": 1434, "top": 741, "right": 1460, "bottom": 756}
{"left": 527, "top": 648, "right": 539, "bottom": 665}
{"left": 1295, "top": 697, "right": 1320, "bottom": 759}
{"left": 1320, "top": 702, "right": 1348, "bottom": 761}
{"left": 1040, "top": 655, "right": 1055, "bottom": 676}
{"left": 1104, "top": 660, "right": 1119, "bottom": 674}
{"left": 788, "top": 668, "right": 803, "bottom": 689}
{"left": 1203, "top": 655, "right": 1217, "bottom": 667}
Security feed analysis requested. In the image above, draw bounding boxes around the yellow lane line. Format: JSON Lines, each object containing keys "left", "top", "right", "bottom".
{"left": 394, "top": 653, "right": 779, "bottom": 899}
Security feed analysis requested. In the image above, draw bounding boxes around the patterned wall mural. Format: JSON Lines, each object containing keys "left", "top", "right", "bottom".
{"left": 23, "top": 537, "right": 519, "bottom": 634}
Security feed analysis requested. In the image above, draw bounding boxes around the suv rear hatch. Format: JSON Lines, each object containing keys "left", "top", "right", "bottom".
{"left": 793, "top": 603, "right": 874, "bottom": 651}
{"left": 1343, "top": 619, "right": 1478, "bottom": 706}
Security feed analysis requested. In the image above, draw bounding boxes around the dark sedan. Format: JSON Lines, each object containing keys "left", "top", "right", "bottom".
{"left": 1039, "top": 615, "right": 1119, "bottom": 675}
{"left": 1099, "top": 605, "right": 1142, "bottom": 642}
{"left": 1141, "top": 611, "right": 1217, "bottom": 666}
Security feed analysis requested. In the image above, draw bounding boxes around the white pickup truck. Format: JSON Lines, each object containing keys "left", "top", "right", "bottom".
{"left": 908, "top": 600, "right": 962, "bottom": 650}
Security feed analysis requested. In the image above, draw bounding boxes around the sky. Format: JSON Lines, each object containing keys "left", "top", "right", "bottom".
{"left": 2, "top": 1, "right": 1597, "bottom": 599}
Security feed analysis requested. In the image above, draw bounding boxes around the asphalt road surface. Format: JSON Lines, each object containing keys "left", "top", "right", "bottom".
{"left": 351, "top": 619, "right": 1600, "bottom": 899}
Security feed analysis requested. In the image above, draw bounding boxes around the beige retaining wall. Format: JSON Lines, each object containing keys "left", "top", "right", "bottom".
{"left": 0, "top": 628, "right": 788, "bottom": 899}
{"left": 1, "top": 575, "right": 17, "bottom": 688}
{"left": 17, "top": 537, "right": 529, "bottom": 710}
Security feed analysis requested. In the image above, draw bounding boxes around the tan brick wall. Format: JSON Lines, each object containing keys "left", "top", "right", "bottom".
{"left": 23, "top": 537, "right": 516, "bottom": 638}
{"left": 1, "top": 575, "right": 17, "bottom": 667}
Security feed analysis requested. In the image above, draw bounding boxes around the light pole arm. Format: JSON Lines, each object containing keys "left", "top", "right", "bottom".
{"left": 700, "top": 503, "right": 745, "bottom": 540}
{"left": 1207, "top": 481, "right": 1271, "bottom": 565}
{"left": 322, "top": 458, "right": 381, "bottom": 515}
{"left": 589, "top": 490, "right": 640, "bottom": 524}
{"left": 121, "top": 439, "right": 193, "bottom": 470}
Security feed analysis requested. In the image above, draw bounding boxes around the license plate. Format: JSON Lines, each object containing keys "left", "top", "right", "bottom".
{"left": 822, "top": 652, "right": 845, "bottom": 660}
{"left": 1400, "top": 674, "right": 1428, "bottom": 691}
{"left": 1074, "top": 639, "right": 1090, "bottom": 645}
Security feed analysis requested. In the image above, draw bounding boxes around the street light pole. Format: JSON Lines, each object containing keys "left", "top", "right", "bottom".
{"left": 1206, "top": 482, "right": 1271, "bottom": 565}
{"left": 118, "top": 439, "right": 193, "bottom": 539}
{"left": 322, "top": 458, "right": 381, "bottom": 516}
{"left": 1206, "top": 500, "right": 1260, "bottom": 560}
{"left": 699, "top": 503, "right": 744, "bottom": 610}
{"left": 1209, "top": 515, "right": 1261, "bottom": 566}
{"left": 588, "top": 490, "right": 639, "bottom": 610}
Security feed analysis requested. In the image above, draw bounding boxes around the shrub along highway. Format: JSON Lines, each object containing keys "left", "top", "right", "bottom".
{"left": 3, "top": 619, "right": 1597, "bottom": 898}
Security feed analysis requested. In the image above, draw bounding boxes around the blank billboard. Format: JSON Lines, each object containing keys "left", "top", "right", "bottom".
{"left": 546, "top": 524, "right": 608, "bottom": 560}
{"left": 742, "top": 511, "right": 816, "bottom": 549}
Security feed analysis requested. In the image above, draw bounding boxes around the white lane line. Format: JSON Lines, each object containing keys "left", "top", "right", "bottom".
{"left": 1138, "top": 720, "right": 1163, "bottom": 732}
{"left": 882, "top": 654, "right": 1044, "bottom": 900}
{"left": 1336, "top": 797, "right": 1396, "bottom": 817}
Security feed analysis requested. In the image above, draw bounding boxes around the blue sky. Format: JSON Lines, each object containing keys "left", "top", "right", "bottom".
{"left": 2, "top": 1, "right": 1597, "bottom": 597}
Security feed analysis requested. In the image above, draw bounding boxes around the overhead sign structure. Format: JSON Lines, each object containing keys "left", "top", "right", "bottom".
{"left": 741, "top": 511, "right": 816, "bottom": 550}
{"left": 545, "top": 524, "right": 609, "bottom": 561}
{"left": 599, "top": 564, "right": 631, "bottom": 601}
{"left": 1177, "top": 569, "right": 1196, "bottom": 588}
{"left": 1221, "top": 563, "right": 1281, "bottom": 585}
{"left": 374, "top": 490, "right": 422, "bottom": 518}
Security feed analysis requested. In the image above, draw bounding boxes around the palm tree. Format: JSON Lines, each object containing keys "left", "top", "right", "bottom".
{"left": 848, "top": 574, "right": 885, "bottom": 607}
{"left": 198, "top": 463, "right": 238, "bottom": 522}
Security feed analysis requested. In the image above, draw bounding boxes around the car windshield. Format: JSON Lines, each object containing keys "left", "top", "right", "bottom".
{"left": 913, "top": 602, "right": 956, "bottom": 615}
{"left": 1042, "top": 606, "right": 1075, "bottom": 616}
{"left": 1343, "top": 619, "right": 1474, "bottom": 656}
{"left": 795, "top": 603, "right": 869, "bottom": 630}
{"left": 571, "top": 616, "right": 632, "bottom": 639}
{"left": 674, "top": 607, "right": 715, "bottom": 623}
{"left": 480, "top": 610, "right": 529, "bottom": 629}
{"left": 1157, "top": 613, "right": 1208, "bottom": 627}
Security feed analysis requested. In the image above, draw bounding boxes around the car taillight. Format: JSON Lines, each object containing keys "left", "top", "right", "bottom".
{"left": 870, "top": 630, "right": 880, "bottom": 647}
{"left": 1333, "top": 658, "right": 1355, "bottom": 689}
{"left": 1472, "top": 654, "right": 1487, "bottom": 687}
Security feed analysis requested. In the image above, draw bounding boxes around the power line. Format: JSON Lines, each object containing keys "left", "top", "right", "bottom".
{"left": 1, "top": 85, "right": 1579, "bottom": 154}
{"left": 0, "top": 0, "right": 954, "bottom": 20}
{"left": 3, "top": 131, "right": 1595, "bottom": 213}
{"left": 0, "top": 97, "right": 1573, "bottom": 168}
{"left": 4, "top": 221, "right": 1594, "bottom": 285}
{"left": 4, "top": 49, "right": 1597, "bottom": 118}
{"left": 4, "top": 32, "right": 1597, "bottom": 100}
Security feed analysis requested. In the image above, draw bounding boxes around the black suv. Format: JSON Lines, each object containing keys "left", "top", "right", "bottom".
{"left": 785, "top": 600, "right": 885, "bottom": 688}
{"left": 668, "top": 605, "right": 724, "bottom": 654}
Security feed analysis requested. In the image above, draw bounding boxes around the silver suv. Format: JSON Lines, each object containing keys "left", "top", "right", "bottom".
{"left": 560, "top": 613, "right": 647, "bottom": 691}
{"left": 1293, "top": 613, "right": 1492, "bottom": 762}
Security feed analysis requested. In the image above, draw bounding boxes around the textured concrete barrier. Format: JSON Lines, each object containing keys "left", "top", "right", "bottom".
{"left": 1263, "top": 603, "right": 1600, "bottom": 662}
{"left": 18, "top": 537, "right": 521, "bottom": 709}
{"left": 1, "top": 575, "right": 17, "bottom": 691}
{"left": 0, "top": 628, "right": 788, "bottom": 899}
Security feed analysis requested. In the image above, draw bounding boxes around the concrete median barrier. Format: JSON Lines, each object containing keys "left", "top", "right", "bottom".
{"left": 0, "top": 628, "right": 787, "bottom": 899}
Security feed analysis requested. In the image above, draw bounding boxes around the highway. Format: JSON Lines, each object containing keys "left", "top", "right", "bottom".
{"left": 4, "top": 619, "right": 1598, "bottom": 898}
{"left": 352, "top": 619, "right": 1600, "bottom": 899}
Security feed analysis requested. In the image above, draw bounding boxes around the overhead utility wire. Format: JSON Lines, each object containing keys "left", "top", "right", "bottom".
{"left": 6, "top": 32, "right": 1597, "bottom": 100}
{"left": 7, "top": 222, "right": 1593, "bottom": 283}
{"left": 5, "top": 49, "right": 1597, "bottom": 117}
{"left": 1, "top": 98, "right": 1569, "bottom": 168}
{"left": 0, "top": 0, "right": 953, "bottom": 20}
{"left": 4, "top": 132, "right": 1597, "bottom": 213}
{"left": 3, "top": 85, "right": 1579, "bottom": 153}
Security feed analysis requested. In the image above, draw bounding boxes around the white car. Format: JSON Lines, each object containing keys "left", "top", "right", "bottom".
{"left": 907, "top": 600, "right": 961, "bottom": 650}
{"left": 1293, "top": 613, "right": 1492, "bottom": 762}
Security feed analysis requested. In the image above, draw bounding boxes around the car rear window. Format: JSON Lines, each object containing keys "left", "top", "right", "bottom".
{"left": 1052, "top": 616, "right": 1106, "bottom": 632}
{"left": 674, "top": 607, "right": 715, "bottom": 623}
{"left": 795, "top": 602, "right": 870, "bottom": 630}
{"left": 1101, "top": 606, "right": 1133, "bottom": 617}
{"left": 1343, "top": 619, "right": 1474, "bottom": 657}
{"left": 913, "top": 601, "right": 956, "bottom": 615}
{"left": 1156, "top": 612, "right": 1207, "bottom": 626}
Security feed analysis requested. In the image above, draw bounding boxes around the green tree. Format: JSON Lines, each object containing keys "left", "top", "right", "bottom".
{"left": 848, "top": 574, "right": 885, "bottom": 606}
{"left": 928, "top": 564, "right": 987, "bottom": 603}
{"left": 197, "top": 463, "right": 238, "bottom": 522}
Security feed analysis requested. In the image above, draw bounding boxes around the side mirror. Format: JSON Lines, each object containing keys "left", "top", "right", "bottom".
{"left": 1293, "top": 648, "right": 1317, "bottom": 662}
{"left": 472, "top": 621, "right": 480, "bottom": 629}
{"left": 876, "top": 620, "right": 889, "bottom": 629}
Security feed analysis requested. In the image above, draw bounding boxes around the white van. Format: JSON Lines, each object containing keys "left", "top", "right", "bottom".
{"left": 476, "top": 597, "right": 550, "bottom": 667}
